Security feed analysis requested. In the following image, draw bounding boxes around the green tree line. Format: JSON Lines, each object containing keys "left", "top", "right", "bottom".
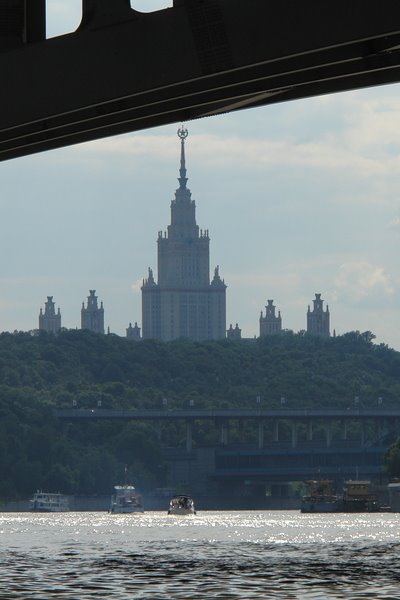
{"left": 0, "top": 328, "right": 399, "bottom": 500}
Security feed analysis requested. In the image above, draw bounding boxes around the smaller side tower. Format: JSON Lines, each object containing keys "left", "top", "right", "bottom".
{"left": 227, "top": 323, "right": 241, "bottom": 339}
{"left": 307, "top": 293, "right": 330, "bottom": 337}
{"left": 141, "top": 268, "right": 161, "bottom": 340}
{"left": 126, "top": 322, "right": 141, "bottom": 340}
{"left": 81, "top": 290, "right": 105, "bottom": 334}
{"left": 39, "top": 296, "right": 61, "bottom": 333}
{"left": 259, "top": 299, "right": 282, "bottom": 336}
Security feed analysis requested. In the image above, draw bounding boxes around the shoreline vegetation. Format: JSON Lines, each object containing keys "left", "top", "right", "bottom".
{"left": 0, "top": 329, "right": 399, "bottom": 501}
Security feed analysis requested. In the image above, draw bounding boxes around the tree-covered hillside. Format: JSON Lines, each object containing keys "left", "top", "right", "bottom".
{"left": 0, "top": 329, "right": 399, "bottom": 500}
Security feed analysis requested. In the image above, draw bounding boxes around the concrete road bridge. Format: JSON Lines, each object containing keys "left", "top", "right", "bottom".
{"left": 54, "top": 407, "right": 400, "bottom": 451}
{"left": 55, "top": 408, "right": 397, "bottom": 503}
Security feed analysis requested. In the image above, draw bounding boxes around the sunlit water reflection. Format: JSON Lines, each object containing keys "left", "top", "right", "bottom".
{"left": 1, "top": 511, "right": 400, "bottom": 598}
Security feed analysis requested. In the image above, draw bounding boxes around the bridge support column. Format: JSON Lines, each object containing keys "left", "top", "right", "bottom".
{"left": 361, "top": 421, "right": 366, "bottom": 446}
{"left": 307, "top": 421, "right": 313, "bottom": 441}
{"left": 258, "top": 421, "right": 264, "bottom": 449}
{"left": 387, "top": 417, "right": 397, "bottom": 440}
{"left": 343, "top": 420, "right": 348, "bottom": 440}
{"left": 324, "top": 422, "right": 332, "bottom": 448}
{"left": 220, "top": 421, "right": 228, "bottom": 446}
{"left": 377, "top": 418, "right": 387, "bottom": 441}
{"left": 291, "top": 421, "right": 297, "bottom": 448}
{"left": 186, "top": 420, "right": 193, "bottom": 453}
{"left": 273, "top": 420, "right": 279, "bottom": 442}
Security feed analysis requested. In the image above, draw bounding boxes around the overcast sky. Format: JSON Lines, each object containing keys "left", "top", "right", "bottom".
{"left": 0, "top": 1, "right": 399, "bottom": 349}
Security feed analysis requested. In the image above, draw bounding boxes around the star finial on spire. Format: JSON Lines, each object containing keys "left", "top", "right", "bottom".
{"left": 177, "top": 125, "right": 188, "bottom": 141}
{"left": 177, "top": 125, "right": 189, "bottom": 189}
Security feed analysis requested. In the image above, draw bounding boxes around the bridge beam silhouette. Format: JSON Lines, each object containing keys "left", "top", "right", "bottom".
{"left": 2, "top": 1, "right": 400, "bottom": 160}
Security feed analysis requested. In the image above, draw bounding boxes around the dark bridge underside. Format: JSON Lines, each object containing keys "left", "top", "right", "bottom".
{"left": 1, "top": 0, "right": 400, "bottom": 161}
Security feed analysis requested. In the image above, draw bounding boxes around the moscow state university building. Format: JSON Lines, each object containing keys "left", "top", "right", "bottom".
{"left": 141, "top": 129, "right": 226, "bottom": 341}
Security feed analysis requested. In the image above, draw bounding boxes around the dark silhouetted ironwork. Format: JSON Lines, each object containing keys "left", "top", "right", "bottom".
{"left": 1, "top": 0, "right": 400, "bottom": 160}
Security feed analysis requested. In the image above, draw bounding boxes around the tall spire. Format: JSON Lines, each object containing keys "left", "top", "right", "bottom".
{"left": 177, "top": 126, "right": 188, "bottom": 189}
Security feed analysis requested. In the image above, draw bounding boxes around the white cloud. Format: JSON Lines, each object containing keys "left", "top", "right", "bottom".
{"left": 76, "top": 123, "right": 400, "bottom": 182}
{"left": 388, "top": 216, "right": 400, "bottom": 232}
{"left": 130, "top": 278, "right": 143, "bottom": 294}
{"left": 334, "top": 262, "right": 395, "bottom": 307}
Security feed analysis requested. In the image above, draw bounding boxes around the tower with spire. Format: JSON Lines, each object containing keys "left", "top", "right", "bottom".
{"left": 307, "top": 293, "right": 330, "bottom": 337}
{"left": 39, "top": 296, "right": 61, "bottom": 333}
{"left": 81, "top": 290, "right": 105, "bottom": 334}
{"left": 141, "top": 128, "right": 226, "bottom": 341}
{"left": 259, "top": 299, "right": 282, "bottom": 336}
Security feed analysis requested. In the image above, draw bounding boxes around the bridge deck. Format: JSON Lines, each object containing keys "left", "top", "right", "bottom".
{"left": 54, "top": 408, "right": 400, "bottom": 421}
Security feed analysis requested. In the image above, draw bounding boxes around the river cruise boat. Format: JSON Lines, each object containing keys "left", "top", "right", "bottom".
{"left": 30, "top": 491, "right": 69, "bottom": 512}
{"left": 167, "top": 495, "right": 196, "bottom": 515}
{"left": 301, "top": 479, "right": 382, "bottom": 513}
{"left": 342, "top": 480, "right": 379, "bottom": 512}
{"left": 109, "top": 485, "right": 144, "bottom": 513}
{"left": 300, "top": 480, "right": 341, "bottom": 513}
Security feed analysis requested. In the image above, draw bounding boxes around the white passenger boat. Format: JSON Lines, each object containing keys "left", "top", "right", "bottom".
{"left": 109, "top": 485, "right": 144, "bottom": 513}
{"left": 30, "top": 491, "right": 69, "bottom": 512}
{"left": 167, "top": 494, "right": 196, "bottom": 515}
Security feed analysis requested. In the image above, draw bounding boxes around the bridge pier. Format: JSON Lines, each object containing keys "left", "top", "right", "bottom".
{"left": 186, "top": 420, "right": 193, "bottom": 453}
{"left": 156, "top": 421, "right": 162, "bottom": 442}
{"left": 273, "top": 420, "right": 279, "bottom": 442}
{"left": 220, "top": 421, "right": 229, "bottom": 446}
{"left": 258, "top": 421, "right": 264, "bottom": 449}
{"left": 291, "top": 422, "right": 297, "bottom": 448}
{"left": 377, "top": 419, "right": 384, "bottom": 440}
{"left": 324, "top": 422, "right": 332, "bottom": 447}
{"left": 307, "top": 421, "right": 313, "bottom": 441}
{"left": 361, "top": 421, "right": 366, "bottom": 446}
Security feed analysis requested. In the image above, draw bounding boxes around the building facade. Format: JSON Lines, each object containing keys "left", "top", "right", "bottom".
{"left": 307, "top": 293, "right": 330, "bottom": 337}
{"left": 39, "top": 296, "right": 61, "bottom": 333}
{"left": 81, "top": 290, "right": 104, "bottom": 334}
{"left": 141, "top": 128, "right": 226, "bottom": 341}
{"left": 259, "top": 299, "right": 282, "bottom": 336}
{"left": 227, "top": 323, "right": 241, "bottom": 339}
{"left": 126, "top": 322, "right": 141, "bottom": 340}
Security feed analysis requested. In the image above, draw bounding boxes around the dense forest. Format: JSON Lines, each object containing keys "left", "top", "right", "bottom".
{"left": 0, "top": 328, "right": 399, "bottom": 501}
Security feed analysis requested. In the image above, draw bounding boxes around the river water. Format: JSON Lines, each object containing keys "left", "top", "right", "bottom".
{"left": 1, "top": 510, "right": 400, "bottom": 599}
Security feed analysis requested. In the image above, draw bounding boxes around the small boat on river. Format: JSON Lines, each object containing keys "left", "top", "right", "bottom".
{"left": 301, "top": 479, "right": 383, "bottom": 513}
{"left": 168, "top": 494, "right": 196, "bottom": 515}
{"left": 342, "top": 480, "right": 379, "bottom": 512}
{"left": 109, "top": 484, "right": 144, "bottom": 514}
{"left": 30, "top": 491, "right": 69, "bottom": 512}
{"left": 300, "top": 480, "right": 341, "bottom": 513}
